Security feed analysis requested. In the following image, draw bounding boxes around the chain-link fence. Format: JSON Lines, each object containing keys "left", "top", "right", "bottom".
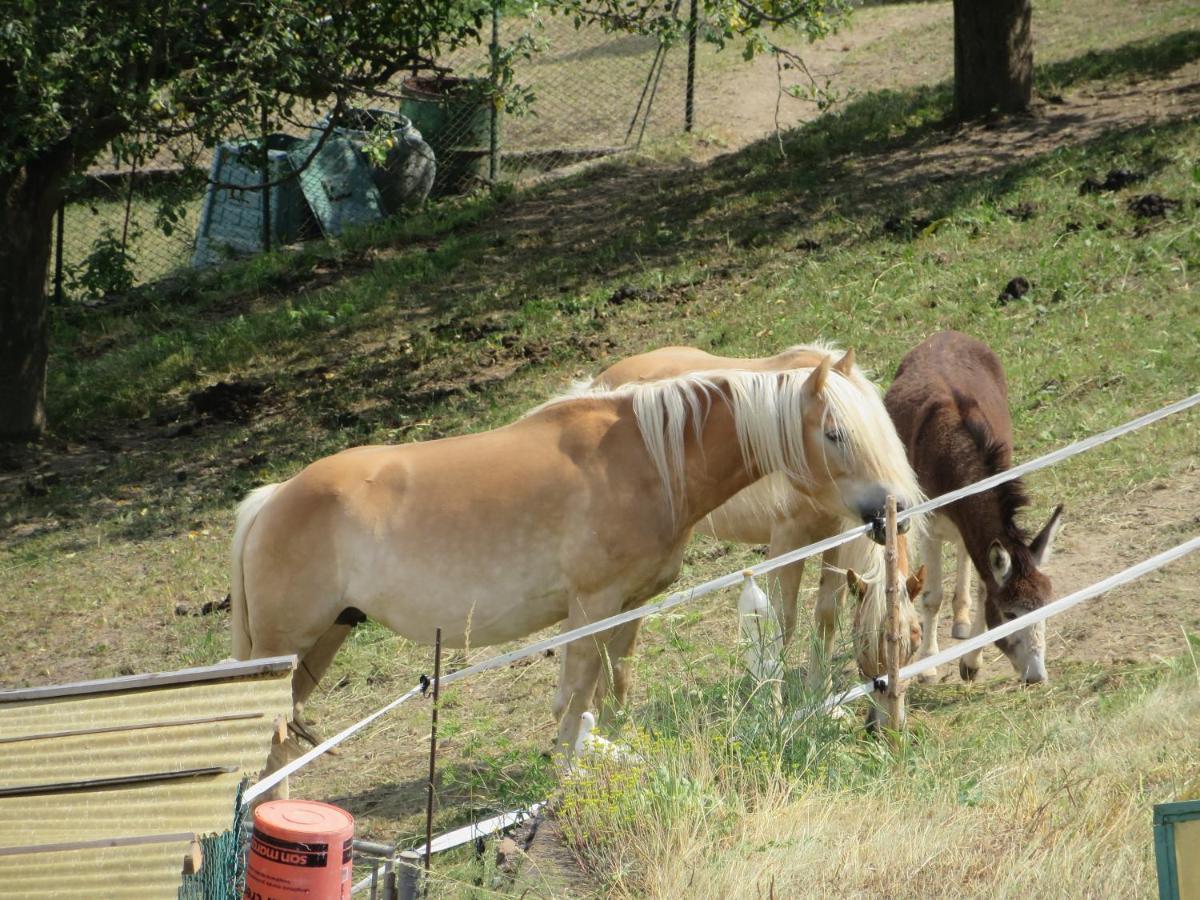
{"left": 51, "top": 3, "right": 704, "bottom": 304}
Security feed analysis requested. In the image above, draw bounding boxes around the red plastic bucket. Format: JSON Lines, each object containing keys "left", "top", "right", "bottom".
{"left": 244, "top": 800, "right": 354, "bottom": 899}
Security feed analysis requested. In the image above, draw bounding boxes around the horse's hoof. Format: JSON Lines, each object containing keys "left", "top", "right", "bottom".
{"left": 959, "top": 660, "right": 979, "bottom": 681}
{"left": 916, "top": 667, "right": 938, "bottom": 684}
{"left": 951, "top": 622, "right": 971, "bottom": 640}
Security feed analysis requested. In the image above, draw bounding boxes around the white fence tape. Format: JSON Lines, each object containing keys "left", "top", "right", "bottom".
{"left": 417, "top": 802, "right": 544, "bottom": 857}
{"left": 242, "top": 391, "right": 1200, "bottom": 804}
{"left": 244, "top": 685, "right": 424, "bottom": 805}
{"left": 752, "top": 390, "right": 1200, "bottom": 578}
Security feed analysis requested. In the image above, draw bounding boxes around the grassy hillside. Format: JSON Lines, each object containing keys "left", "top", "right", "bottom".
{"left": 2, "top": 2, "right": 1199, "bottom": 897}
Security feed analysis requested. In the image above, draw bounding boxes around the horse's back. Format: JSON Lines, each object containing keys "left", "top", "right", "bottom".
{"left": 595, "top": 346, "right": 726, "bottom": 387}
{"left": 595, "top": 345, "right": 833, "bottom": 388}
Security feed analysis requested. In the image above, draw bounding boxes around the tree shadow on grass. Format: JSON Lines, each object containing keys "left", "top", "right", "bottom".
{"left": 1037, "top": 28, "right": 1200, "bottom": 92}
{"left": 9, "top": 30, "right": 1200, "bottom": 550}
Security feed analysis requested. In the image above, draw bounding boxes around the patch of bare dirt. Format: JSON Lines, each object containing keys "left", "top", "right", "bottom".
{"left": 697, "top": 4, "right": 953, "bottom": 155}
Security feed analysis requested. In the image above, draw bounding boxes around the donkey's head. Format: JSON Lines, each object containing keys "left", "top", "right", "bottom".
{"left": 976, "top": 504, "right": 1064, "bottom": 685}
{"left": 790, "top": 351, "right": 923, "bottom": 543}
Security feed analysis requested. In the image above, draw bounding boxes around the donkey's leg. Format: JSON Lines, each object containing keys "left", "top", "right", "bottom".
{"left": 950, "top": 538, "right": 974, "bottom": 640}
{"left": 915, "top": 531, "right": 945, "bottom": 683}
{"left": 593, "top": 619, "right": 643, "bottom": 729}
{"left": 805, "top": 552, "right": 842, "bottom": 695}
{"left": 767, "top": 522, "right": 808, "bottom": 648}
{"left": 959, "top": 592, "right": 989, "bottom": 681}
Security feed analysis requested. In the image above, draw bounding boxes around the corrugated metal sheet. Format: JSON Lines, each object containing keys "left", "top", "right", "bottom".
{"left": 0, "top": 840, "right": 194, "bottom": 899}
{"left": 0, "top": 658, "right": 295, "bottom": 898}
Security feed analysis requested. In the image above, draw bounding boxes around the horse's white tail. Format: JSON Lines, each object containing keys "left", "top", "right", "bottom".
{"left": 230, "top": 483, "right": 282, "bottom": 659}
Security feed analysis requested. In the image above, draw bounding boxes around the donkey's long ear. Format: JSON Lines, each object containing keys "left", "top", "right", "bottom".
{"left": 988, "top": 540, "right": 1012, "bottom": 587}
{"left": 1030, "top": 504, "right": 1064, "bottom": 568}
{"left": 803, "top": 355, "right": 832, "bottom": 398}
{"left": 832, "top": 348, "right": 856, "bottom": 377}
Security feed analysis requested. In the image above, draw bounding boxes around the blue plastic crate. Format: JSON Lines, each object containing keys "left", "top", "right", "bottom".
{"left": 192, "top": 135, "right": 312, "bottom": 267}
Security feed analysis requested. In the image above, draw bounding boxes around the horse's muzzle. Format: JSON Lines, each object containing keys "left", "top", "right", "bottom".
{"left": 864, "top": 501, "right": 910, "bottom": 545}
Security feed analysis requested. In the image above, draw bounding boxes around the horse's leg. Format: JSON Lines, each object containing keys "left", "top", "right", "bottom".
{"left": 553, "top": 601, "right": 611, "bottom": 757}
{"left": 805, "top": 551, "right": 841, "bottom": 696}
{"left": 292, "top": 624, "right": 352, "bottom": 734}
{"left": 593, "top": 619, "right": 643, "bottom": 729}
{"left": 950, "top": 538, "right": 974, "bottom": 640}
{"left": 254, "top": 629, "right": 328, "bottom": 803}
{"left": 915, "top": 530, "right": 945, "bottom": 683}
{"left": 767, "top": 521, "right": 808, "bottom": 649}
{"left": 248, "top": 619, "right": 336, "bottom": 801}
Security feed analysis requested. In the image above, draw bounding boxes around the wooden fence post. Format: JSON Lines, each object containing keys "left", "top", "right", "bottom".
{"left": 884, "top": 495, "right": 905, "bottom": 736}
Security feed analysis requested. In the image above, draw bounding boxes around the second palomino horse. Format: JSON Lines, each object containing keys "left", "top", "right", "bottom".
{"left": 591, "top": 344, "right": 926, "bottom": 706}
{"left": 885, "top": 331, "right": 1063, "bottom": 684}
{"left": 232, "top": 357, "right": 918, "bottom": 792}
{"left": 846, "top": 553, "right": 925, "bottom": 728}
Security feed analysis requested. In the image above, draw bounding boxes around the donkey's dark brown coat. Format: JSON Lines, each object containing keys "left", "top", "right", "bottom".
{"left": 885, "top": 331, "right": 1062, "bottom": 683}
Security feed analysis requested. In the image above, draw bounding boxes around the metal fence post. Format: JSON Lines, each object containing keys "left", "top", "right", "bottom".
{"left": 423, "top": 628, "right": 443, "bottom": 877}
{"left": 489, "top": 0, "right": 501, "bottom": 183}
{"left": 686, "top": 0, "right": 698, "bottom": 132}
{"left": 260, "top": 104, "right": 271, "bottom": 253}
{"left": 54, "top": 198, "right": 65, "bottom": 304}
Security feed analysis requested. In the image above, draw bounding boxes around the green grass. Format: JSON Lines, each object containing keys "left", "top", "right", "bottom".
{"left": 4, "top": 5, "right": 1200, "bottom": 896}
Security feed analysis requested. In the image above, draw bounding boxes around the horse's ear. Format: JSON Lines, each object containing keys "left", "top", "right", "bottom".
{"left": 832, "top": 348, "right": 856, "bottom": 377}
{"left": 803, "top": 355, "right": 832, "bottom": 398}
{"left": 988, "top": 540, "right": 1012, "bottom": 586}
{"left": 1030, "top": 504, "right": 1064, "bottom": 568}
{"left": 846, "top": 568, "right": 867, "bottom": 600}
{"left": 906, "top": 564, "right": 926, "bottom": 600}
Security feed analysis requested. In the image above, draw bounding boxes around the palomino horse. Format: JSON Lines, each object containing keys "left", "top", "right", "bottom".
{"left": 231, "top": 358, "right": 919, "bottom": 789}
{"left": 884, "top": 331, "right": 1063, "bottom": 684}
{"left": 589, "top": 344, "right": 926, "bottom": 702}
{"left": 846, "top": 550, "right": 925, "bottom": 728}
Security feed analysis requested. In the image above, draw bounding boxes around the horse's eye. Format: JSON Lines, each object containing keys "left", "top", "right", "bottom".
{"left": 825, "top": 429, "right": 847, "bottom": 445}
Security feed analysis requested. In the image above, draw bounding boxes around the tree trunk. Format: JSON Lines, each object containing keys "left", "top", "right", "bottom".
{"left": 0, "top": 160, "right": 67, "bottom": 441}
{"left": 952, "top": 0, "right": 1033, "bottom": 120}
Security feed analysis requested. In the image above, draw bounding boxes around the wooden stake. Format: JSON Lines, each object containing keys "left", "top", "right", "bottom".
{"left": 884, "top": 495, "right": 904, "bottom": 736}
{"left": 181, "top": 838, "right": 203, "bottom": 876}
{"left": 423, "top": 628, "right": 443, "bottom": 880}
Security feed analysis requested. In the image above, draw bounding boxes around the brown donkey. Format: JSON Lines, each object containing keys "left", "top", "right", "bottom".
{"left": 884, "top": 331, "right": 1063, "bottom": 684}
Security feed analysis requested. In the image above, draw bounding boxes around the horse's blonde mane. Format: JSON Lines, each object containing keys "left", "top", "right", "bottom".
{"left": 564, "top": 368, "right": 924, "bottom": 525}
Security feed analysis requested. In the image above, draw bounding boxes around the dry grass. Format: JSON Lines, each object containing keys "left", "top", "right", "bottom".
{"left": 554, "top": 662, "right": 1200, "bottom": 898}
